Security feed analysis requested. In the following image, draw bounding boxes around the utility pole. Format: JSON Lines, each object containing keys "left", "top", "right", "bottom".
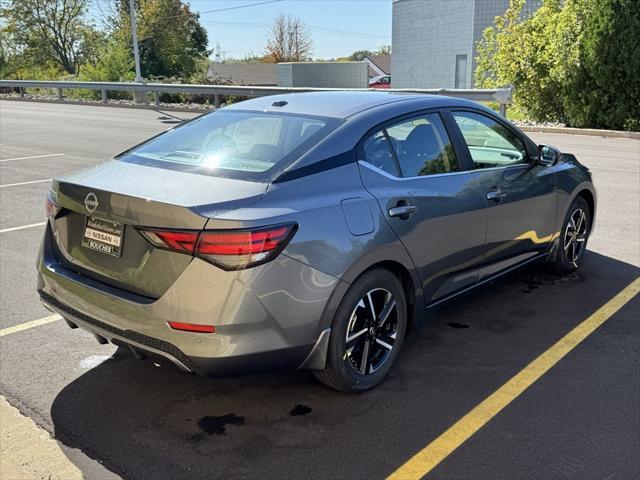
{"left": 129, "top": 0, "right": 143, "bottom": 83}
{"left": 291, "top": 24, "right": 299, "bottom": 61}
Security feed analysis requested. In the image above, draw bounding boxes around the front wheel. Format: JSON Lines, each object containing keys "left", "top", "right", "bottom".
{"left": 552, "top": 196, "right": 591, "bottom": 275}
{"left": 313, "top": 269, "right": 407, "bottom": 393}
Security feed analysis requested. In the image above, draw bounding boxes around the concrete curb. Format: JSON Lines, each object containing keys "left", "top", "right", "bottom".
{"left": 519, "top": 125, "right": 640, "bottom": 140}
{"left": 0, "top": 396, "right": 120, "bottom": 480}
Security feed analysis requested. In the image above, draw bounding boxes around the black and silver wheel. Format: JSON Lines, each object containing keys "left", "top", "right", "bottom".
{"left": 314, "top": 269, "right": 407, "bottom": 393}
{"left": 552, "top": 196, "right": 591, "bottom": 274}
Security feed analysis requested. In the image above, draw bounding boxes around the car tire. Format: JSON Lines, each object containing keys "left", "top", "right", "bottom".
{"left": 552, "top": 196, "right": 591, "bottom": 275}
{"left": 313, "top": 268, "right": 407, "bottom": 393}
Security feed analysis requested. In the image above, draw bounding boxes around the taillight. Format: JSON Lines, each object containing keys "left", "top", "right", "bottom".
{"left": 138, "top": 229, "right": 199, "bottom": 254}
{"left": 137, "top": 223, "right": 296, "bottom": 270}
{"left": 196, "top": 224, "right": 296, "bottom": 270}
{"left": 45, "top": 191, "right": 60, "bottom": 218}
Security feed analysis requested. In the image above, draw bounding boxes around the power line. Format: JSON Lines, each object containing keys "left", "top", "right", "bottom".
{"left": 199, "top": 20, "right": 389, "bottom": 40}
{"left": 157, "top": 0, "right": 283, "bottom": 21}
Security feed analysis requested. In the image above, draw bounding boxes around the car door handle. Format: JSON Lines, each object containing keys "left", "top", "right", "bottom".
{"left": 388, "top": 205, "right": 418, "bottom": 218}
{"left": 486, "top": 188, "right": 506, "bottom": 202}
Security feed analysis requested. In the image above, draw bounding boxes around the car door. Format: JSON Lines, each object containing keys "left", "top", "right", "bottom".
{"left": 357, "top": 111, "right": 487, "bottom": 304}
{"left": 449, "top": 109, "right": 557, "bottom": 278}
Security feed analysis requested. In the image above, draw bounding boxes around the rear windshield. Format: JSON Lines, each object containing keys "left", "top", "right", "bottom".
{"left": 118, "top": 109, "right": 340, "bottom": 181}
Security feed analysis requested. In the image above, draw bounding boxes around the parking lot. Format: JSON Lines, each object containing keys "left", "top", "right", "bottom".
{"left": 1, "top": 100, "right": 638, "bottom": 479}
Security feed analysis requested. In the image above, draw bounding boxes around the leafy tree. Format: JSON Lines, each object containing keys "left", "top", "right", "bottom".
{"left": 348, "top": 49, "right": 374, "bottom": 61}
{"left": 264, "top": 15, "right": 312, "bottom": 63}
{"left": 83, "top": 0, "right": 208, "bottom": 81}
{"left": 113, "top": 0, "right": 208, "bottom": 79}
{"left": 476, "top": 0, "right": 638, "bottom": 130}
{"left": 0, "top": 0, "right": 95, "bottom": 75}
{"left": 475, "top": 0, "right": 591, "bottom": 123}
{"left": 564, "top": 0, "right": 640, "bottom": 130}
{"left": 348, "top": 45, "right": 391, "bottom": 61}
{"left": 79, "top": 38, "right": 135, "bottom": 82}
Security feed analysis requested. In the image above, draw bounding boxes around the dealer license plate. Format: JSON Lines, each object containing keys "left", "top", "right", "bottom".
{"left": 81, "top": 216, "right": 124, "bottom": 257}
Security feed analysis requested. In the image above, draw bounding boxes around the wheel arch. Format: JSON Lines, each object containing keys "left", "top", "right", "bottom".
{"left": 576, "top": 188, "right": 596, "bottom": 230}
{"left": 359, "top": 260, "right": 417, "bottom": 332}
{"left": 549, "top": 183, "right": 597, "bottom": 264}
{"left": 298, "top": 260, "right": 423, "bottom": 371}
{"left": 298, "top": 252, "right": 422, "bottom": 371}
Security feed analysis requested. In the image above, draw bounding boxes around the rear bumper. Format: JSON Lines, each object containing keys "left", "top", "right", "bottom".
{"left": 39, "top": 290, "right": 312, "bottom": 375}
{"left": 37, "top": 222, "right": 342, "bottom": 375}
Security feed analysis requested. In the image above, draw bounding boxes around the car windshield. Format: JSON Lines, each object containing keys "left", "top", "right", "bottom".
{"left": 118, "top": 109, "right": 340, "bottom": 181}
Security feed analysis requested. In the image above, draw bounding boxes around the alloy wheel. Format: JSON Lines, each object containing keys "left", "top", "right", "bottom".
{"left": 344, "top": 288, "right": 399, "bottom": 375}
{"left": 564, "top": 208, "right": 588, "bottom": 267}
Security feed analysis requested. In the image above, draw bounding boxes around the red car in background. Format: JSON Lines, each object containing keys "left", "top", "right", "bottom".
{"left": 369, "top": 75, "right": 391, "bottom": 89}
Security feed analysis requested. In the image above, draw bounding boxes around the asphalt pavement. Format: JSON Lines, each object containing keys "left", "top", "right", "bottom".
{"left": 0, "top": 100, "right": 638, "bottom": 480}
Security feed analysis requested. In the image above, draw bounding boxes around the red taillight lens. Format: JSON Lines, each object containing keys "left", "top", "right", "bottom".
{"left": 138, "top": 230, "right": 199, "bottom": 254}
{"left": 138, "top": 223, "right": 296, "bottom": 270}
{"left": 196, "top": 224, "right": 296, "bottom": 270}
{"left": 45, "top": 191, "right": 60, "bottom": 218}
{"left": 168, "top": 321, "right": 215, "bottom": 333}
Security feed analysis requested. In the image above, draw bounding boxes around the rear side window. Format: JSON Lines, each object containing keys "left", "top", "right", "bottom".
{"left": 360, "top": 113, "right": 458, "bottom": 178}
{"left": 362, "top": 131, "right": 399, "bottom": 176}
{"left": 452, "top": 111, "right": 527, "bottom": 168}
{"left": 386, "top": 113, "right": 459, "bottom": 177}
{"left": 119, "top": 110, "right": 339, "bottom": 180}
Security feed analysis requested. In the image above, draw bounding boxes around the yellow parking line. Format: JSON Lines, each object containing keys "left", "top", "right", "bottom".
{"left": 0, "top": 315, "right": 61, "bottom": 338}
{"left": 388, "top": 276, "right": 640, "bottom": 480}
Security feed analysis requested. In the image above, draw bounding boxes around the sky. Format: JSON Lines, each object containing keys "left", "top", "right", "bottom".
{"left": 139, "top": 0, "right": 392, "bottom": 60}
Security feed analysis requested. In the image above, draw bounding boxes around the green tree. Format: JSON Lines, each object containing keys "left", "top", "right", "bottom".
{"left": 93, "top": 0, "right": 208, "bottom": 80}
{"left": 476, "top": 0, "right": 591, "bottom": 123}
{"left": 0, "top": 0, "right": 95, "bottom": 76}
{"left": 348, "top": 49, "right": 374, "bottom": 61}
{"left": 348, "top": 45, "right": 391, "bottom": 61}
{"left": 565, "top": 0, "right": 640, "bottom": 130}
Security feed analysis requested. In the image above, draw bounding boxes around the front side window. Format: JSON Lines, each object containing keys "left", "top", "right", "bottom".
{"left": 119, "top": 110, "right": 339, "bottom": 180}
{"left": 386, "top": 113, "right": 459, "bottom": 177}
{"left": 453, "top": 111, "right": 528, "bottom": 168}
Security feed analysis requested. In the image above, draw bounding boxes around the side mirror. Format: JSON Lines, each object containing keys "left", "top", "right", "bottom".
{"left": 537, "top": 144, "right": 560, "bottom": 167}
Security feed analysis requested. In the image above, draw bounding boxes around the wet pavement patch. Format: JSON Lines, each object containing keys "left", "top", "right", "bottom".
{"left": 448, "top": 322, "right": 469, "bottom": 329}
{"left": 196, "top": 414, "right": 246, "bottom": 436}
{"left": 289, "top": 404, "right": 312, "bottom": 416}
{"left": 519, "top": 271, "right": 581, "bottom": 286}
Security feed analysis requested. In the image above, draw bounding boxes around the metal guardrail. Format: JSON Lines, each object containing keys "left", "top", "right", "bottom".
{"left": 0, "top": 80, "right": 513, "bottom": 115}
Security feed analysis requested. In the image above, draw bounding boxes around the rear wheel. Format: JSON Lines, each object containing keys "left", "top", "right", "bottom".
{"left": 313, "top": 269, "right": 407, "bottom": 393}
{"left": 552, "top": 196, "right": 591, "bottom": 274}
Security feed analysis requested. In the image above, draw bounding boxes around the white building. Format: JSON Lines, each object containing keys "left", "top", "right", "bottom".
{"left": 391, "top": 0, "right": 541, "bottom": 89}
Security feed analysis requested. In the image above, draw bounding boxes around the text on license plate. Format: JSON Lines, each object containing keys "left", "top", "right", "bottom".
{"left": 82, "top": 217, "right": 124, "bottom": 257}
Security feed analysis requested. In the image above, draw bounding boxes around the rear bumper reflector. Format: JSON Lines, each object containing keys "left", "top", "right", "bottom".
{"left": 168, "top": 321, "right": 215, "bottom": 333}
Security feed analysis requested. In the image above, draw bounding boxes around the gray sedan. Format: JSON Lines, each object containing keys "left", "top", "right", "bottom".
{"left": 37, "top": 92, "right": 596, "bottom": 392}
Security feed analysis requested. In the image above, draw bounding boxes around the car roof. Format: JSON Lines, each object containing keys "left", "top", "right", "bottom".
{"left": 223, "top": 91, "right": 476, "bottom": 120}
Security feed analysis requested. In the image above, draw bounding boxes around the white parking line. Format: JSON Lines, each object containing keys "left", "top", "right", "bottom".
{"left": 0, "top": 153, "right": 65, "bottom": 163}
{"left": 0, "top": 178, "right": 52, "bottom": 188}
{"left": 0, "top": 222, "right": 47, "bottom": 234}
{"left": 0, "top": 315, "right": 61, "bottom": 338}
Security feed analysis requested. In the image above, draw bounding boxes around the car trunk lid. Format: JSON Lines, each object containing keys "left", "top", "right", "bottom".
{"left": 49, "top": 161, "right": 267, "bottom": 298}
